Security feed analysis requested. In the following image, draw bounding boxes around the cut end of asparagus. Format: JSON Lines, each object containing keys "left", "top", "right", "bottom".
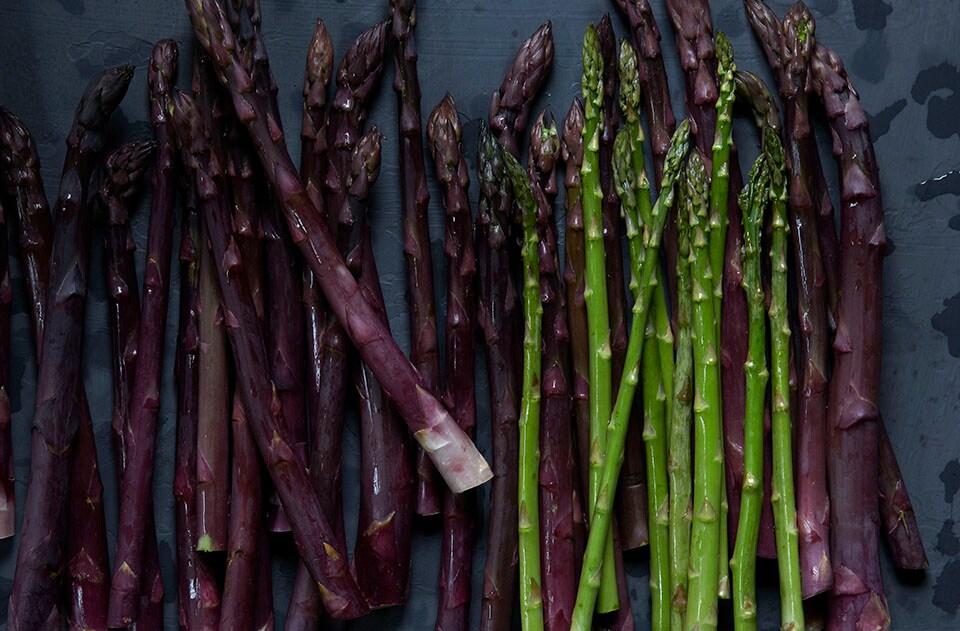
{"left": 413, "top": 386, "right": 492, "bottom": 493}
{"left": 303, "top": 19, "right": 334, "bottom": 106}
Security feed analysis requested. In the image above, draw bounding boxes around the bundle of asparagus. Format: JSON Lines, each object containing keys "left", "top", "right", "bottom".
{"left": 0, "top": 0, "right": 926, "bottom": 629}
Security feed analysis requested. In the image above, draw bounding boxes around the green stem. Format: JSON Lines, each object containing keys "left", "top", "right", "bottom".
{"left": 731, "top": 156, "right": 771, "bottom": 631}
{"left": 764, "top": 131, "right": 805, "bottom": 631}
{"left": 580, "top": 24, "right": 618, "bottom": 612}
{"left": 669, "top": 199, "right": 694, "bottom": 631}
{"left": 503, "top": 150, "right": 545, "bottom": 631}
{"left": 683, "top": 153, "right": 722, "bottom": 631}
{"left": 571, "top": 120, "right": 690, "bottom": 630}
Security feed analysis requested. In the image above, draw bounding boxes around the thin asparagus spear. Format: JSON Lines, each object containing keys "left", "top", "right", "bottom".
{"left": 0, "top": 196, "right": 9, "bottom": 539}
{"left": 186, "top": 0, "right": 491, "bottom": 495}
{"left": 765, "top": 130, "right": 806, "bottom": 630}
{"left": 581, "top": 24, "right": 620, "bottom": 613}
{"left": 684, "top": 152, "right": 723, "bottom": 631}
{"left": 477, "top": 120, "right": 522, "bottom": 631}
{"left": 490, "top": 21, "right": 555, "bottom": 157}
{"left": 530, "top": 111, "right": 578, "bottom": 631}
{"left": 615, "top": 126, "right": 671, "bottom": 630}
{"left": 7, "top": 66, "right": 132, "bottom": 631}
{"left": 810, "top": 41, "right": 890, "bottom": 631}
{"left": 428, "top": 95, "right": 478, "bottom": 629}
{"left": 172, "top": 89, "right": 370, "bottom": 619}
{"left": 731, "top": 155, "right": 770, "bottom": 631}
{"left": 502, "top": 146, "right": 544, "bottom": 631}
{"left": 614, "top": 0, "right": 680, "bottom": 318}
{"left": 669, "top": 182, "right": 695, "bottom": 631}
{"left": 108, "top": 40, "right": 180, "bottom": 625}
{"left": 878, "top": 421, "right": 928, "bottom": 569}
{"left": 174, "top": 190, "right": 222, "bottom": 630}
{"left": 286, "top": 21, "right": 337, "bottom": 630}
{"left": 572, "top": 120, "right": 691, "bottom": 630}
{"left": 390, "top": 0, "right": 444, "bottom": 515}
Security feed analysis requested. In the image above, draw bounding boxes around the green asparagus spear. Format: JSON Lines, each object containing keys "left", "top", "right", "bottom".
{"left": 730, "top": 155, "right": 771, "bottom": 631}
{"left": 684, "top": 152, "right": 722, "bottom": 631}
{"left": 764, "top": 130, "right": 805, "bottom": 631}
{"left": 503, "top": 148, "right": 544, "bottom": 631}
{"left": 580, "top": 23, "right": 619, "bottom": 613}
{"left": 571, "top": 120, "right": 690, "bottom": 630}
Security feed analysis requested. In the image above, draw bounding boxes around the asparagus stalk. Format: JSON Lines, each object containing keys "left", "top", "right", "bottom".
{"left": 765, "top": 130, "right": 806, "bottom": 630}
{"left": 669, "top": 181, "right": 695, "bottom": 631}
{"left": 7, "top": 66, "right": 132, "bottom": 630}
{"left": 571, "top": 120, "right": 691, "bottom": 630}
{"left": 730, "top": 155, "right": 770, "bottom": 631}
{"left": 0, "top": 196, "right": 9, "bottom": 539}
{"left": 476, "top": 120, "right": 522, "bottom": 631}
{"left": 614, "top": 0, "right": 681, "bottom": 317}
{"left": 172, "top": 89, "right": 370, "bottom": 619}
{"left": 391, "top": 0, "right": 444, "bottom": 515}
{"left": 529, "top": 111, "right": 578, "bottom": 631}
{"left": 108, "top": 40, "right": 180, "bottom": 625}
{"left": 490, "top": 21, "right": 555, "bottom": 157}
{"left": 427, "top": 95, "right": 478, "bottom": 629}
{"left": 187, "top": 0, "right": 491, "bottom": 495}
{"left": 580, "top": 24, "right": 619, "bottom": 613}
{"left": 255, "top": 522, "right": 276, "bottom": 631}
{"left": 174, "top": 190, "right": 222, "bottom": 630}
{"left": 683, "top": 152, "right": 723, "bottom": 631}
{"left": 810, "top": 41, "right": 890, "bottom": 631}
{"left": 502, "top": 146, "right": 544, "bottom": 631}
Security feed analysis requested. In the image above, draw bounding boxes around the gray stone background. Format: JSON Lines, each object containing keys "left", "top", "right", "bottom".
{"left": 0, "top": 0, "right": 957, "bottom": 628}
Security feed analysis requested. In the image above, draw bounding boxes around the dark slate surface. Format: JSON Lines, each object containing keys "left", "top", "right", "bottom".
{"left": 0, "top": 0, "right": 957, "bottom": 628}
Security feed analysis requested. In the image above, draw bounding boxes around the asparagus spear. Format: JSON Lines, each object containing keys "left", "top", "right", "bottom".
{"left": 391, "top": 0, "right": 444, "bottom": 515}
{"left": 186, "top": 0, "right": 491, "bottom": 495}
{"left": 730, "top": 155, "right": 770, "bottom": 631}
{"left": 7, "top": 66, "right": 132, "bottom": 630}
{"left": 0, "top": 196, "right": 9, "bottom": 540}
{"left": 476, "top": 120, "right": 522, "bottom": 631}
{"left": 571, "top": 120, "right": 691, "bottom": 630}
{"left": 287, "top": 22, "right": 337, "bottom": 629}
{"left": 669, "top": 178, "right": 695, "bottom": 631}
{"left": 581, "top": 24, "right": 620, "bottom": 613}
{"left": 502, "top": 145, "right": 544, "bottom": 631}
{"left": 174, "top": 189, "right": 222, "bottom": 630}
{"left": 428, "top": 95, "right": 478, "bottom": 629}
{"left": 810, "top": 41, "right": 891, "bottom": 631}
{"left": 172, "top": 89, "right": 370, "bottom": 619}
{"left": 683, "top": 152, "right": 724, "bottom": 631}
{"left": 878, "top": 421, "right": 927, "bottom": 570}
{"left": 529, "top": 111, "right": 578, "bottom": 631}
{"left": 108, "top": 39, "right": 181, "bottom": 625}
{"left": 490, "top": 21, "right": 555, "bottom": 156}
{"left": 765, "top": 130, "right": 806, "bottom": 630}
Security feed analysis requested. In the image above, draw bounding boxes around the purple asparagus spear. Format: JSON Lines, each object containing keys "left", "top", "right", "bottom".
{"left": 0, "top": 196, "right": 9, "bottom": 540}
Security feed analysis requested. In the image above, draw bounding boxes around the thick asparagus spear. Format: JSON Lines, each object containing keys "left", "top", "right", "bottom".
{"left": 391, "top": 0, "right": 444, "bottom": 515}
{"left": 428, "top": 95, "right": 478, "bottom": 629}
{"left": 108, "top": 40, "right": 180, "bottom": 625}
{"left": 7, "top": 66, "right": 132, "bottom": 630}
{"left": 502, "top": 145, "right": 544, "bottom": 631}
{"left": 186, "top": 0, "right": 491, "bottom": 495}
{"left": 572, "top": 120, "right": 691, "bottom": 630}
{"left": 286, "top": 22, "right": 337, "bottom": 630}
{"left": 765, "top": 130, "right": 806, "bottom": 630}
{"left": 810, "top": 41, "right": 890, "bottom": 631}
{"left": 172, "top": 89, "right": 370, "bottom": 619}
{"left": 730, "top": 155, "right": 770, "bottom": 631}
{"left": 529, "top": 111, "right": 578, "bottom": 631}
{"left": 0, "top": 196, "right": 9, "bottom": 539}
{"left": 174, "top": 190, "right": 222, "bottom": 630}
{"left": 490, "top": 21, "right": 555, "bottom": 157}
{"left": 669, "top": 180, "right": 695, "bottom": 631}
{"left": 477, "top": 120, "right": 522, "bottom": 631}
{"left": 345, "top": 128, "right": 416, "bottom": 609}
{"left": 684, "top": 152, "right": 724, "bottom": 631}
{"left": 581, "top": 24, "right": 619, "bottom": 613}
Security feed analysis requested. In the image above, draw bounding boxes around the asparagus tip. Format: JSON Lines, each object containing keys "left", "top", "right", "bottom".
{"left": 304, "top": 19, "right": 334, "bottom": 102}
